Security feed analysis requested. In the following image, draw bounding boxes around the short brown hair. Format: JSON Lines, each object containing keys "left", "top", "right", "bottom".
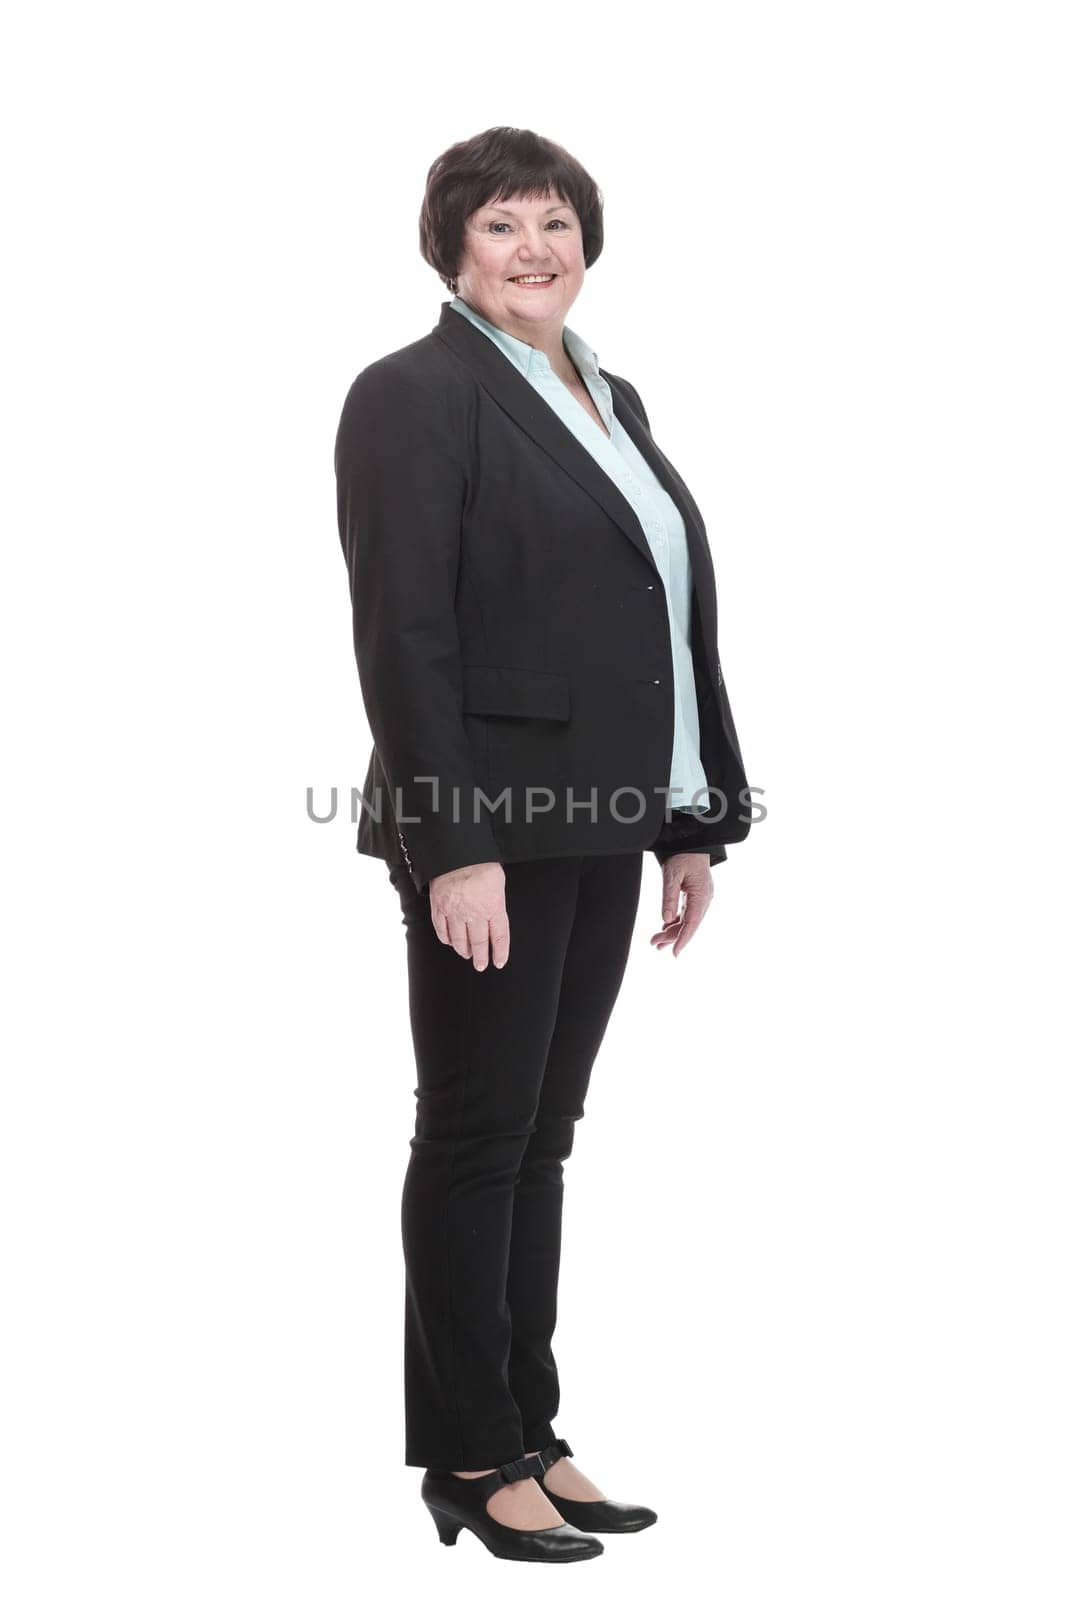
{"left": 419, "top": 126, "right": 605, "bottom": 294}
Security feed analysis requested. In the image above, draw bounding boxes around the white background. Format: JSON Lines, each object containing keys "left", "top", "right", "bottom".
{"left": 2, "top": 2, "right": 1063, "bottom": 1595}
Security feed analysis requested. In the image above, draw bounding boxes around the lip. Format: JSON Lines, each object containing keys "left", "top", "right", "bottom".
{"left": 507, "top": 273, "right": 558, "bottom": 288}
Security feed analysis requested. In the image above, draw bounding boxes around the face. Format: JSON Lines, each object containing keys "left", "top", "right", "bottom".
{"left": 454, "top": 186, "right": 585, "bottom": 340}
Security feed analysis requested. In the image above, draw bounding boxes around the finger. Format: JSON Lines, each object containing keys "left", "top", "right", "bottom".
{"left": 466, "top": 915, "right": 490, "bottom": 972}
{"left": 661, "top": 876, "right": 681, "bottom": 926}
{"left": 447, "top": 914, "right": 472, "bottom": 960}
{"left": 672, "top": 901, "right": 707, "bottom": 956}
{"left": 488, "top": 911, "right": 510, "bottom": 969}
{"left": 678, "top": 880, "right": 713, "bottom": 945}
{"left": 667, "top": 887, "right": 696, "bottom": 952}
{"left": 430, "top": 904, "right": 451, "bottom": 946}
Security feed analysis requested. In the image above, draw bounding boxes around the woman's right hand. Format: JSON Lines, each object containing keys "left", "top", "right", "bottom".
{"left": 428, "top": 862, "right": 510, "bottom": 971}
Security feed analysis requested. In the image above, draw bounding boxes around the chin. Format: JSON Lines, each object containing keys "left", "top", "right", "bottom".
{"left": 504, "top": 282, "right": 568, "bottom": 309}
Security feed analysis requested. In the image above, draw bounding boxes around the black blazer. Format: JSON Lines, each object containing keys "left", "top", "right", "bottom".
{"left": 334, "top": 301, "right": 752, "bottom": 894}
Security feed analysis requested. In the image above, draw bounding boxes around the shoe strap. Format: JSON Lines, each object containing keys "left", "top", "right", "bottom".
{"left": 474, "top": 1452, "right": 546, "bottom": 1498}
{"left": 464, "top": 1441, "right": 574, "bottom": 1501}
{"left": 529, "top": 1437, "right": 573, "bottom": 1473}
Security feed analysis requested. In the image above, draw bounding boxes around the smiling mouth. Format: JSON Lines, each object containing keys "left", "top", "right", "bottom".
{"left": 508, "top": 273, "right": 557, "bottom": 284}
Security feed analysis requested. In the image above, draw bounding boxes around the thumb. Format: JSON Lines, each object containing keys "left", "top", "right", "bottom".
{"left": 661, "top": 868, "right": 681, "bottom": 925}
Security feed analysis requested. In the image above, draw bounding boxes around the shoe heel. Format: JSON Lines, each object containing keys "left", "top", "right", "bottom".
{"left": 425, "top": 1501, "right": 463, "bottom": 1546}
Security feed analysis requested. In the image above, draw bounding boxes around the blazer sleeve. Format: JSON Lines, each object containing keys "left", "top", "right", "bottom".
{"left": 335, "top": 361, "right": 502, "bottom": 887}
{"left": 618, "top": 374, "right": 727, "bottom": 872}
{"left": 653, "top": 824, "right": 728, "bottom": 870}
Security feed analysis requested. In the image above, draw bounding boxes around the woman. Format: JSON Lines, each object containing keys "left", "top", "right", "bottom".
{"left": 334, "top": 126, "right": 752, "bottom": 1563}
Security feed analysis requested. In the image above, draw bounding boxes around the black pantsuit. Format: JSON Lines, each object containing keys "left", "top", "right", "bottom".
{"left": 335, "top": 301, "right": 753, "bottom": 1471}
{"left": 389, "top": 850, "right": 644, "bottom": 1468}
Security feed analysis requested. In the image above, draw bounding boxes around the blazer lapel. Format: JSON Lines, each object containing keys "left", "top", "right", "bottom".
{"left": 602, "top": 373, "right": 718, "bottom": 608}
{"left": 434, "top": 302, "right": 657, "bottom": 571}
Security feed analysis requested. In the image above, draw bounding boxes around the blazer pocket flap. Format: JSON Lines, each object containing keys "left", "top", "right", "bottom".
{"left": 462, "top": 664, "right": 570, "bottom": 721}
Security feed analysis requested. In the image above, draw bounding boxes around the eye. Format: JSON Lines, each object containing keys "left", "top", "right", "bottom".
{"left": 486, "top": 218, "right": 573, "bottom": 234}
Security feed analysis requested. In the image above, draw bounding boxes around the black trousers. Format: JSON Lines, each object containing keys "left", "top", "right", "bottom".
{"left": 387, "top": 851, "right": 645, "bottom": 1469}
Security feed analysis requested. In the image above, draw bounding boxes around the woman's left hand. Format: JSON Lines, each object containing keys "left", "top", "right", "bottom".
{"left": 650, "top": 853, "right": 714, "bottom": 957}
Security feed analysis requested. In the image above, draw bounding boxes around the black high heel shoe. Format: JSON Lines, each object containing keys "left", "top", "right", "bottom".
{"left": 532, "top": 1438, "right": 658, "bottom": 1533}
{"left": 421, "top": 1450, "right": 604, "bottom": 1562}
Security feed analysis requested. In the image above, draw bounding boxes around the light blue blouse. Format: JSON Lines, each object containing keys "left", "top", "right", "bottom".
{"left": 449, "top": 294, "right": 711, "bottom": 814}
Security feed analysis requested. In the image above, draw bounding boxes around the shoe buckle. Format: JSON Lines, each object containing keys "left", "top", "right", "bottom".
{"left": 498, "top": 1450, "right": 549, "bottom": 1483}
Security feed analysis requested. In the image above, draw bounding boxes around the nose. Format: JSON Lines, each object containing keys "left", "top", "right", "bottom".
{"left": 515, "top": 225, "right": 554, "bottom": 264}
